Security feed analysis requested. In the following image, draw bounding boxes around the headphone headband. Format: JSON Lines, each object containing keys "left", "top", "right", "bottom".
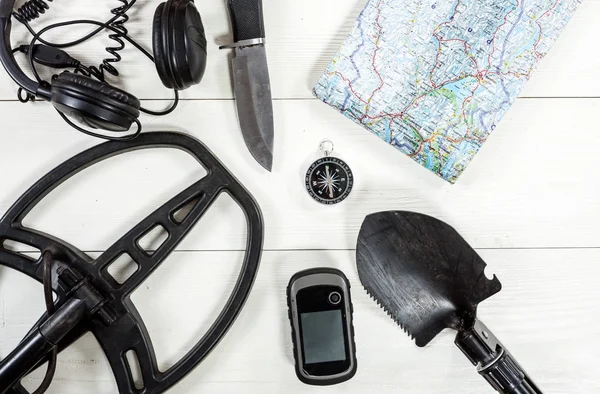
{"left": 0, "top": 0, "right": 50, "bottom": 100}
{"left": 0, "top": 0, "right": 205, "bottom": 141}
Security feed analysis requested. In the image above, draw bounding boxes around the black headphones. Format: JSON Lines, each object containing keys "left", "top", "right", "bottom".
{"left": 0, "top": 0, "right": 207, "bottom": 139}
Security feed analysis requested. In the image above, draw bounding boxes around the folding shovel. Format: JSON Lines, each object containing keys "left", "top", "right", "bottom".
{"left": 357, "top": 211, "right": 542, "bottom": 394}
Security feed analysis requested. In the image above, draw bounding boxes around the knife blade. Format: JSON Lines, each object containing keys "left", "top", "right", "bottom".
{"left": 222, "top": 0, "right": 274, "bottom": 172}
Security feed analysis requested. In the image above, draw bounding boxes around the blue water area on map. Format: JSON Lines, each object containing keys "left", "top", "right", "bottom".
{"left": 442, "top": 78, "right": 478, "bottom": 104}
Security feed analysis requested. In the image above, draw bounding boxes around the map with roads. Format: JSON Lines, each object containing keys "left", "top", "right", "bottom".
{"left": 314, "top": 0, "right": 582, "bottom": 183}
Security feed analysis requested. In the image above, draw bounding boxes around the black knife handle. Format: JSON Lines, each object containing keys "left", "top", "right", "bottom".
{"left": 227, "top": 0, "right": 265, "bottom": 42}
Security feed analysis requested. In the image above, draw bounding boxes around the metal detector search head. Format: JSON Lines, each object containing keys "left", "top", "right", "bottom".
{"left": 0, "top": 132, "right": 264, "bottom": 394}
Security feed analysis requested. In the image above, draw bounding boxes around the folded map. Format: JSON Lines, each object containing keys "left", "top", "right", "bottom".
{"left": 314, "top": 0, "right": 582, "bottom": 183}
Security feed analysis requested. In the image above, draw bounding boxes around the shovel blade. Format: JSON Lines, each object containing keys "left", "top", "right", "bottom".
{"left": 356, "top": 211, "right": 502, "bottom": 347}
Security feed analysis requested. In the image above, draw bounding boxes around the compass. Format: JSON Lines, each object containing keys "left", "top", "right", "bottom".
{"left": 305, "top": 141, "right": 354, "bottom": 205}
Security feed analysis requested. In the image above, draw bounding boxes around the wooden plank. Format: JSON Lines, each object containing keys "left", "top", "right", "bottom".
{"left": 0, "top": 98, "right": 598, "bottom": 250}
{"left": 0, "top": 249, "right": 597, "bottom": 393}
{"left": 0, "top": 0, "right": 596, "bottom": 100}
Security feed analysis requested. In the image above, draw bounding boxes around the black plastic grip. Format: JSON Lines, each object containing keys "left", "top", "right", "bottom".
{"left": 0, "top": 299, "right": 85, "bottom": 393}
{"left": 479, "top": 352, "right": 542, "bottom": 394}
{"left": 0, "top": 331, "right": 54, "bottom": 391}
{"left": 227, "top": 0, "right": 265, "bottom": 42}
{"left": 455, "top": 327, "right": 543, "bottom": 394}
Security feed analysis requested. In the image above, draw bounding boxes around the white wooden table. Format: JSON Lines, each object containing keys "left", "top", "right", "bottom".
{"left": 0, "top": 1, "right": 598, "bottom": 393}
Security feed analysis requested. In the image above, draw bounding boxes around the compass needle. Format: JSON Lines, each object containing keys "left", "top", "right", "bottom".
{"left": 326, "top": 166, "right": 335, "bottom": 198}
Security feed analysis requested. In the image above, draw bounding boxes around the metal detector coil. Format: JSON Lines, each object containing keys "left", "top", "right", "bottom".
{"left": 0, "top": 132, "right": 264, "bottom": 394}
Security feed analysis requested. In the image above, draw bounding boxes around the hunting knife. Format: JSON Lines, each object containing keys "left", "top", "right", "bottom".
{"left": 221, "top": 0, "right": 274, "bottom": 171}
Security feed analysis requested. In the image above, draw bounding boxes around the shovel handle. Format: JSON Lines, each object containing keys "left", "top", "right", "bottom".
{"left": 455, "top": 320, "right": 543, "bottom": 394}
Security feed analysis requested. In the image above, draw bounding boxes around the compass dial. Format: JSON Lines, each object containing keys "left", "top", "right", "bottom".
{"left": 305, "top": 157, "right": 354, "bottom": 204}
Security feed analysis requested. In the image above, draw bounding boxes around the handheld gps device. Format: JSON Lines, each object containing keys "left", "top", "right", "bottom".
{"left": 286, "top": 268, "right": 357, "bottom": 385}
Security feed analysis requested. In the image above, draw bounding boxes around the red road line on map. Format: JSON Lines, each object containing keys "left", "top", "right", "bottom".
{"left": 410, "top": 1, "right": 520, "bottom": 156}
{"left": 410, "top": 125, "right": 484, "bottom": 157}
{"left": 452, "top": 80, "right": 483, "bottom": 143}
{"left": 361, "top": 111, "right": 402, "bottom": 121}
{"left": 360, "top": 72, "right": 479, "bottom": 126}
{"left": 429, "top": 0, "right": 463, "bottom": 87}
{"left": 387, "top": 118, "right": 394, "bottom": 142}
{"left": 408, "top": 142, "right": 425, "bottom": 157}
{"left": 366, "top": 0, "right": 386, "bottom": 108}
{"left": 333, "top": 71, "right": 370, "bottom": 106}
{"left": 486, "top": 0, "right": 519, "bottom": 70}
{"left": 533, "top": 0, "right": 560, "bottom": 58}
{"left": 408, "top": 75, "right": 483, "bottom": 157}
{"left": 364, "top": 68, "right": 492, "bottom": 127}
{"left": 460, "top": 82, "right": 480, "bottom": 122}
{"left": 350, "top": 0, "right": 485, "bottom": 127}
{"left": 431, "top": 36, "right": 479, "bottom": 84}
{"left": 431, "top": 32, "right": 483, "bottom": 87}
{"left": 342, "top": 0, "right": 533, "bottom": 157}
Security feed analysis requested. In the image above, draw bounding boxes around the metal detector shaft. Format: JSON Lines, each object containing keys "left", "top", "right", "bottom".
{"left": 455, "top": 320, "right": 543, "bottom": 394}
{"left": 0, "top": 299, "right": 86, "bottom": 393}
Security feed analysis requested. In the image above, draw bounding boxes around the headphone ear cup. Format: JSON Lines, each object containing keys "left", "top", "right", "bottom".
{"left": 50, "top": 72, "right": 141, "bottom": 132}
{"left": 153, "top": 0, "right": 207, "bottom": 91}
{"left": 152, "top": 3, "right": 173, "bottom": 89}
